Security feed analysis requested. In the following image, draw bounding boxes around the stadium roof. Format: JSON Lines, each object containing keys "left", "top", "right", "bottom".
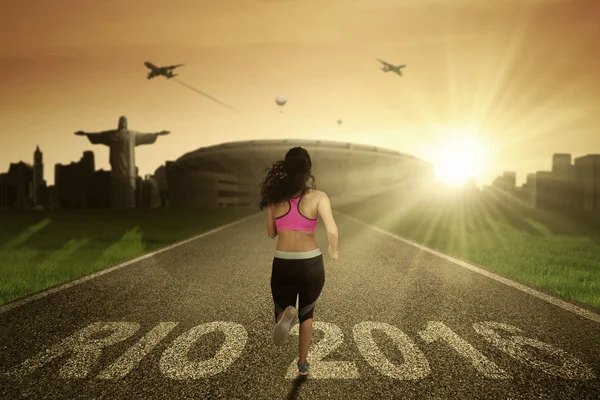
{"left": 176, "top": 138, "right": 431, "bottom": 166}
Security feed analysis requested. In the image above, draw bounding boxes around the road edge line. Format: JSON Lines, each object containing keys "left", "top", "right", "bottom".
{"left": 335, "top": 210, "right": 600, "bottom": 324}
{"left": 0, "top": 211, "right": 262, "bottom": 315}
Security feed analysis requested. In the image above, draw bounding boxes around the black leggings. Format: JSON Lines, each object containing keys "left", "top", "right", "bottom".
{"left": 270, "top": 254, "right": 325, "bottom": 323}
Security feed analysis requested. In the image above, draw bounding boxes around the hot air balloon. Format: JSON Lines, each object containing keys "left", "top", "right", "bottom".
{"left": 337, "top": 119, "right": 343, "bottom": 126}
{"left": 275, "top": 95, "right": 287, "bottom": 113}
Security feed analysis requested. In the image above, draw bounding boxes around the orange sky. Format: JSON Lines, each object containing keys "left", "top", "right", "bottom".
{"left": 1, "top": 0, "right": 598, "bottom": 186}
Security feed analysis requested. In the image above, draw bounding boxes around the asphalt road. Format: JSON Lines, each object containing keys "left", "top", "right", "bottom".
{"left": 1, "top": 211, "right": 599, "bottom": 400}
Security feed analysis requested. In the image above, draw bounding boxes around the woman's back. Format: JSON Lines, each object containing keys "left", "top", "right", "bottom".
{"left": 273, "top": 189, "right": 322, "bottom": 252}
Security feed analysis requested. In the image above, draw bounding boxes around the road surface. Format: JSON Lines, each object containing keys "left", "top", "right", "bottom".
{"left": 1, "top": 212, "right": 599, "bottom": 399}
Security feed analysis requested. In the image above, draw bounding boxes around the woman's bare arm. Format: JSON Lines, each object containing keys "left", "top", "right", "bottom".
{"left": 317, "top": 193, "right": 338, "bottom": 251}
{"left": 266, "top": 205, "right": 278, "bottom": 239}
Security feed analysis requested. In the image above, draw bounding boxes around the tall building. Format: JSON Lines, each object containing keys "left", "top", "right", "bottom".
{"left": 88, "top": 169, "right": 111, "bottom": 208}
{"left": 523, "top": 173, "right": 536, "bottom": 206}
{"left": 154, "top": 165, "right": 168, "bottom": 207}
{"left": 55, "top": 151, "right": 95, "bottom": 208}
{"left": 135, "top": 176, "right": 144, "bottom": 208}
{"left": 134, "top": 175, "right": 161, "bottom": 209}
{"left": 492, "top": 171, "right": 516, "bottom": 192}
{"left": 0, "top": 173, "right": 7, "bottom": 208}
{"left": 574, "top": 154, "right": 600, "bottom": 211}
{"left": 81, "top": 150, "right": 94, "bottom": 173}
{"left": 1, "top": 162, "right": 33, "bottom": 209}
{"left": 503, "top": 171, "right": 516, "bottom": 188}
{"left": 526, "top": 173, "right": 535, "bottom": 184}
{"left": 551, "top": 153, "right": 580, "bottom": 208}
{"left": 533, "top": 171, "right": 553, "bottom": 209}
{"left": 528, "top": 153, "right": 584, "bottom": 210}
{"left": 552, "top": 153, "right": 573, "bottom": 181}
{"left": 32, "top": 145, "right": 44, "bottom": 206}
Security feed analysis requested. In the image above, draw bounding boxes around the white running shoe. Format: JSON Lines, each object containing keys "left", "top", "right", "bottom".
{"left": 273, "top": 306, "right": 296, "bottom": 346}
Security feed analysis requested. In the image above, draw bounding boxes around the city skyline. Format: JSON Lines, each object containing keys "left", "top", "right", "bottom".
{"left": 3, "top": 139, "right": 596, "bottom": 189}
{"left": 2, "top": 0, "right": 599, "bottom": 186}
{"left": 3, "top": 137, "right": 599, "bottom": 212}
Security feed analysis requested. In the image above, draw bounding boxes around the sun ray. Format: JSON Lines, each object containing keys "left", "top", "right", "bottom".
{"left": 473, "top": 4, "right": 537, "bottom": 127}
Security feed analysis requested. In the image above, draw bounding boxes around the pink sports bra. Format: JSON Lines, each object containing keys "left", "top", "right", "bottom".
{"left": 274, "top": 195, "right": 319, "bottom": 232}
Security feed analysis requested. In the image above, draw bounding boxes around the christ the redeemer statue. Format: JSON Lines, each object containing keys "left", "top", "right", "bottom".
{"left": 75, "top": 116, "right": 170, "bottom": 209}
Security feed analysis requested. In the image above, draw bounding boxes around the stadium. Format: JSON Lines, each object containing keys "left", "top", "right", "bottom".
{"left": 158, "top": 139, "right": 435, "bottom": 208}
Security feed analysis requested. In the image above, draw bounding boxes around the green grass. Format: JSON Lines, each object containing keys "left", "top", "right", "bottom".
{"left": 336, "top": 190, "right": 600, "bottom": 309}
{"left": 3, "top": 195, "right": 599, "bottom": 310}
{"left": 0, "top": 207, "right": 258, "bottom": 306}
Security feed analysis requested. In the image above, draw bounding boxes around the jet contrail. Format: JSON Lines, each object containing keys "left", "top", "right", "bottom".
{"left": 173, "top": 78, "right": 238, "bottom": 112}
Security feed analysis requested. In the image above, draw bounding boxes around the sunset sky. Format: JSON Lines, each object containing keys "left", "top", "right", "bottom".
{"left": 1, "top": 0, "right": 598, "bottom": 186}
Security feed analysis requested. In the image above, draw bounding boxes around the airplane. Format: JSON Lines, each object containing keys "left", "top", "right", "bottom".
{"left": 144, "top": 61, "right": 184, "bottom": 79}
{"left": 376, "top": 59, "right": 406, "bottom": 76}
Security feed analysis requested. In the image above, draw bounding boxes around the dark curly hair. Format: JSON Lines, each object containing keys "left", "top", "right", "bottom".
{"left": 259, "top": 147, "right": 316, "bottom": 210}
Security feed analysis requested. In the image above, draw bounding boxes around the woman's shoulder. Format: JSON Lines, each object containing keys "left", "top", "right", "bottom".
{"left": 307, "top": 188, "right": 326, "bottom": 199}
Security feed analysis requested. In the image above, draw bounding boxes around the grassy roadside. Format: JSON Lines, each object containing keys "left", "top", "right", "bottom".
{"left": 0, "top": 207, "right": 258, "bottom": 306}
{"left": 335, "top": 190, "right": 600, "bottom": 309}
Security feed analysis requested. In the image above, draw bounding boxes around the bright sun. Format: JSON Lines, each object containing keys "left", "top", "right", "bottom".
{"left": 432, "top": 134, "right": 490, "bottom": 186}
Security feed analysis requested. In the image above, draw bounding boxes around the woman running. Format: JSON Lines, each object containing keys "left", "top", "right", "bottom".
{"left": 259, "top": 146, "right": 339, "bottom": 376}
